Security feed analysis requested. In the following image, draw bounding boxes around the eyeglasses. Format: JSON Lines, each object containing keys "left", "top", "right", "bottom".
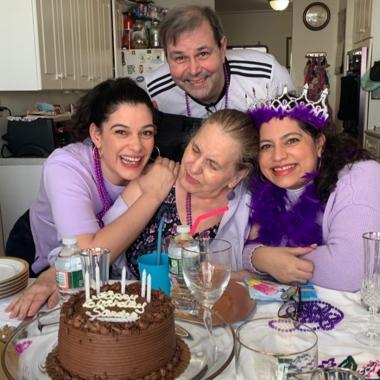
{"left": 278, "top": 284, "right": 302, "bottom": 321}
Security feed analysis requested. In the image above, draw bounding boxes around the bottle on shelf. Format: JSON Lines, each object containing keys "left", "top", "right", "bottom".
{"left": 122, "top": 11, "right": 135, "bottom": 49}
{"left": 149, "top": 20, "right": 160, "bottom": 48}
{"left": 168, "top": 225, "right": 196, "bottom": 312}
{"left": 131, "top": 19, "right": 149, "bottom": 49}
{"left": 54, "top": 237, "right": 83, "bottom": 303}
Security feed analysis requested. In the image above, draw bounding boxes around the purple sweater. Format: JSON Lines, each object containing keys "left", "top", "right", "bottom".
{"left": 243, "top": 160, "right": 380, "bottom": 292}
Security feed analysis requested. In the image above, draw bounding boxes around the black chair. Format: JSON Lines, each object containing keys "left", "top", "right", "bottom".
{"left": 6, "top": 210, "right": 40, "bottom": 277}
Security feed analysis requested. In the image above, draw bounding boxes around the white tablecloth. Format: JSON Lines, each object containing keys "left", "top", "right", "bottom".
{"left": 216, "top": 285, "right": 379, "bottom": 379}
{"left": 1, "top": 284, "right": 379, "bottom": 379}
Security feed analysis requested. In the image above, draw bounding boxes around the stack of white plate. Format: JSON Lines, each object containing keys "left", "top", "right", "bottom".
{"left": 0, "top": 257, "right": 29, "bottom": 299}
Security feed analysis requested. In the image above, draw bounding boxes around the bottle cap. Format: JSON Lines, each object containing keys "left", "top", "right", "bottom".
{"left": 62, "top": 237, "right": 77, "bottom": 246}
{"left": 177, "top": 225, "right": 190, "bottom": 234}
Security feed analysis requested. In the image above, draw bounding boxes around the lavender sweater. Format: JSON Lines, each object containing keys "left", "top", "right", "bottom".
{"left": 243, "top": 160, "right": 380, "bottom": 292}
{"left": 30, "top": 141, "right": 125, "bottom": 273}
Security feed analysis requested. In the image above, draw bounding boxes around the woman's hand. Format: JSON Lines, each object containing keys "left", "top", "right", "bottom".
{"left": 252, "top": 246, "right": 315, "bottom": 284}
{"left": 5, "top": 267, "right": 58, "bottom": 320}
{"left": 138, "top": 157, "right": 179, "bottom": 202}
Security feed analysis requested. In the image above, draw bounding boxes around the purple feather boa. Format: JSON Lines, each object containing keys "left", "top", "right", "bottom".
{"left": 248, "top": 175, "right": 325, "bottom": 247}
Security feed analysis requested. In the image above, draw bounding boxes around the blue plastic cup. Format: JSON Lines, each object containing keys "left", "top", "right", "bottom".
{"left": 137, "top": 252, "right": 170, "bottom": 295}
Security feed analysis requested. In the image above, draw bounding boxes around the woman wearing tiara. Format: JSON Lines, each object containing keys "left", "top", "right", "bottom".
{"left": 245, "top": 87, "right": 380, "bottom": 292}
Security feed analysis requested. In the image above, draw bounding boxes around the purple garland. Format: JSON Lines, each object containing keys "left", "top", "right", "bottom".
{"left": 248, "top": 175, "right": 324, "bottom": 247}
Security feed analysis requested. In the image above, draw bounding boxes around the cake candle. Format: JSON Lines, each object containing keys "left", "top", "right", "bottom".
{"left": 85, "top": 270, "right": 90, "bottom": 301}
{"left": 121, "top": 266, "right": 126, "bottom": 294}
{"left": 141, "top": 269, "right": 146, "bottom": 298}
{"left": 147, "top": 274, "right": 152, "bottom": 303}
{"left": 95, "top": 259, "right": 100, "bottom": 295}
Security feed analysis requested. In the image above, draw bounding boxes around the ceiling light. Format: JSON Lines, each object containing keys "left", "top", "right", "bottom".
{"left": 269, "top": 0, "right": 290, "bottom": 11}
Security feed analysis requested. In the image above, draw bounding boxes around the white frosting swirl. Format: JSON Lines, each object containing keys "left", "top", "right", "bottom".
{"left": 83, "top": 290, "right": 147, "bottom": 322}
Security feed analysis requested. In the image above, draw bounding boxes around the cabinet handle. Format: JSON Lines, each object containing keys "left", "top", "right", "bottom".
{"left": 56, "top": 73, "right": 63, "bottom": 79}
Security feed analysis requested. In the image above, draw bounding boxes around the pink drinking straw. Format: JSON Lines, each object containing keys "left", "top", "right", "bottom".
{"left": 190, "top": 207, "right": 229, "bottom": 236}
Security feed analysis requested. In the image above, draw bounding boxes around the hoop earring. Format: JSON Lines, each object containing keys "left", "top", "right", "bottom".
{"left": 92, "top": 145, "right": 100, "bottom": 161}
{"left": 227, "top": 188, "right": 235, "bottom": 201}
{"left": 149, "top": 145, "right": 161, "bottom": 162}
{"left": 317, "top": 157, "right": 322, "bottom": 170}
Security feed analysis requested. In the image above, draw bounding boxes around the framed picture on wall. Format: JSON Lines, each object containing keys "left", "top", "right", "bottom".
{"left": 286, "top": 37, "right": 292, "bottom": 70}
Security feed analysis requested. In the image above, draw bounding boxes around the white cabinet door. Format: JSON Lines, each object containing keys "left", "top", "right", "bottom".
{"left": 76, "top": 0, "right": 93, "bottom": 89}
{"left": 59, "top": 0, "right": 77, "bottom": 88}
{"left": 36, "top": 0, "right": 61, "bottom": 89}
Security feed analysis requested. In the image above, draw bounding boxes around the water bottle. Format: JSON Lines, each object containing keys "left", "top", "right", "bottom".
{"left": 55, "top": 237, "right": 84, "bottom": 302}
{"left": 168, "top": 225, "right": 195, "bottom": 311}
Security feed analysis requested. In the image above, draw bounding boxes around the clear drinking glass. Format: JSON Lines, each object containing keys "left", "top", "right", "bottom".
{"left": 181, "top": 239, "right": 232, "bottom": 362}
{"left": 355, "top": 232, "right": 380, "bottom": 346}
{"left": 236, "top": 317, "right": 318, "bottom": 380}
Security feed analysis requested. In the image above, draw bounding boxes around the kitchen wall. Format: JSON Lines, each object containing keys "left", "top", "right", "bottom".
{"left": 291, "top": 0, "right": 339, "bottom": 118}
{"left": 218, "top": 10, "right": 292, "bottom": 68}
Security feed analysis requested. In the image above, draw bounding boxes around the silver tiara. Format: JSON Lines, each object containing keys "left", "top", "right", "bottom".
{"left": 248, "top": 85, "right": 330, "bottom": 129}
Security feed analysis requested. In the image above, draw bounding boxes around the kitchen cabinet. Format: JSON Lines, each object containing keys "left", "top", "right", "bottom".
{"left": 77, "top": 0, "right": 113, "bottom": 89}
{"left": 0, "top": 0, "right": 112, "bottom": 91}
{"left": 36, "top": 0, "right": 77, "bottom": 89}
{"left": 353, "top": 0, "right": 373, "bottom": 43}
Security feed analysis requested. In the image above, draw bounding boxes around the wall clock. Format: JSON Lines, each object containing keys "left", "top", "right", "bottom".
{"left": 303, "top": 2, "right": 331, "bottom": 31}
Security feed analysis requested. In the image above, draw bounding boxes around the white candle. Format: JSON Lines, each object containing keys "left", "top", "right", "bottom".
{"left": 95, "top": 260, "right": 100, "bottom": 295}
{"left": 147, "top": 274, "right": 152, "bottom": 303}
{"left": 85, "top": 270, "right": 90, "bottom": 301}
{"left": 141, "top": 269, "right": 146, "bottom": 298}
{"left": 121, "top": 266, "right": 126, "bottom": 294}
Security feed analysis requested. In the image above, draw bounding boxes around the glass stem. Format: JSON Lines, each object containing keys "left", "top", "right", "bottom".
{"left": 203, "top": 306, "right": 217, "bottom": 363}
{"left": 368, "top": 305, "right": 377, "bottom": 344}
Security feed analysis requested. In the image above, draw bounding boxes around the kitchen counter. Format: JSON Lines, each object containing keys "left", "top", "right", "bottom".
{"left": 0, "top": 157, "right": 46, "bottom": 166}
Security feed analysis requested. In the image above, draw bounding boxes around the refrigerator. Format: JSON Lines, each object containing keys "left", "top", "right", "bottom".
{"left": 121, "top": 48, "right": 166, "bottom": 88}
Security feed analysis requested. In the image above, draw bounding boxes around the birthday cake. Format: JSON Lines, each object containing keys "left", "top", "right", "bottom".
{"left": 46, "top": 282, "right": 190, "bottom": 379}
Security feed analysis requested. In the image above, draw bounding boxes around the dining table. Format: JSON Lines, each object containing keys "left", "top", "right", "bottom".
{"left": 0, "top": 281, "right": 379, "bottom": 379}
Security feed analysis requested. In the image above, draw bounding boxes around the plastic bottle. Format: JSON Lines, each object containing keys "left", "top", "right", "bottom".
{"left": 55, "top": 237, "right": 84, "bottom": 302}
{"left": 168, "top": 225, "right": 195, "bottom": 311}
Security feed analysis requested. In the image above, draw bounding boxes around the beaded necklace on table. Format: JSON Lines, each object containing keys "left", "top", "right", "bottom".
{"left": 185, "top": 63, "right": 230, "bottom": 117}
{"left": 93, "top": 146, "right": 113, "bottom": 228}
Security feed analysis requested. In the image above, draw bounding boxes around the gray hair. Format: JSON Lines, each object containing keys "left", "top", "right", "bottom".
{"left": 196, "top": 109, "right": 258, "bottom": 174}
{"left": 159, "top": 5, "right": 224, "bottom": 53}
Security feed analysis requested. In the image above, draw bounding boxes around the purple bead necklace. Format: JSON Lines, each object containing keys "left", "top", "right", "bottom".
{"left": 270, "top": 300, "right": 344, "bottom": 332}
{"left": 186, "top": 192, "right": 192, "bottom": 228}
{"left": 185, "top": 63, "right": 230, "bottom": 117}
{"left": 93, "top": 146, "right": 113, "bottom": 228}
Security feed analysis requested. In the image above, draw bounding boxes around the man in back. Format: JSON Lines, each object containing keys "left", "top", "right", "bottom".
{"left": 145, "top": 5, "right": 294, "bottom": 119}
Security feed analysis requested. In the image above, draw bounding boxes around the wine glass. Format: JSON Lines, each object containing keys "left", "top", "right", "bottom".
{"left": 355, "top": 232, "right": 380, "bottom": 346}
{"left": 181, "top": 238, "right": 232, "bottom": 362}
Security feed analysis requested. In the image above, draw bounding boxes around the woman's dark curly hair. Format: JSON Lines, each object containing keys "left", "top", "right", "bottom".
{"left": 289, "top": 122, "right": 373, "bottom": 204}
{"left": 71, "top": 77, "right": 154, "bottom": 142}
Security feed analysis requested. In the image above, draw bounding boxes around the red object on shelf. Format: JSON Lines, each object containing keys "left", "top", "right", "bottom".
{"left": 123, "top": 12, "right": 135, "bottom": 30}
